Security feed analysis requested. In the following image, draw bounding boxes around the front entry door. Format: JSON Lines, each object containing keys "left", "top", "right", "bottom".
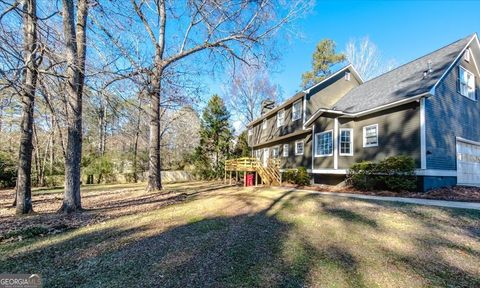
{"left": 263, "top": 148, "right": 269, "bottom": 167}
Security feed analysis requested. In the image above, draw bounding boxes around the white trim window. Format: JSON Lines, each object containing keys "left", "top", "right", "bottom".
{"left": 277, "top": 109, "right": 285, "bottom": 127}
{"left": 272, "top": 146, "right": 279, "bottom": 158}
{"left": 262, "top": 119, "right": 267, "bottom": 130}
{"left": 363, "top": 124, "right": 379, "bottom": 147}
{"left": 339, "top": 128, "right": 353, "bottom": 156}
{"left": 295, "top": 140, "right": 304, "bottom": 155}
{"left": 255, "top": 149, "right": 261, "bottom": 159}
{"left": 283, "top": 144, "right": 289, "bottom": 157}
{"left": 292, "top": 100, "right": 302, "bottom": 121}
{"left": 458, "top": 66, "right": 476, "bottom": 100}
{"left": 248, "top": 129, "right": 253, "bottom": 137}
{"left": 315, "top": 130, "right": 333, "bottom": 157}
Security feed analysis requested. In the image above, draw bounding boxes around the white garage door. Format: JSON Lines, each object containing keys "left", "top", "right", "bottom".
{"left": 456, "top": 138, "right": 480, "bottom": 186}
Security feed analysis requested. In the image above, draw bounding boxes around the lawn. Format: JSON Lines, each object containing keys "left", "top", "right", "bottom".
{"left": 1, "top": 182, "right": 480, "bottom": 287}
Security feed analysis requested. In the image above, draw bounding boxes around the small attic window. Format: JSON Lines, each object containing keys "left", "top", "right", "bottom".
{"left": 464, "top": 48, "right": 471, "bottom": 62}
{"left": 345, "top": 72, "right": 351, "bottom": 81}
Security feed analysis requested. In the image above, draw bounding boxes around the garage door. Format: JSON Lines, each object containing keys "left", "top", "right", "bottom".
{"left": 456, "top": 138, "right": 480, "bottom": 186}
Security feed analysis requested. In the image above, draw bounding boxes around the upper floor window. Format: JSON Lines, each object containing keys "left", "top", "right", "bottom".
{"left": 283, "top": 144, "right": 289, "bottom": 157}
{"left": 315, "top": 130, "right": 333, "bottom": 157}
{"left": 292, "top": 100, "right": 302, "bottom": 121}
{"left": 262, "top": 119, "right": 267, "bottom": 130}
{"left": 248, "top": 129, "right": 253, "bottom": 137}
{"left": 295, "top": 140, "right": 304, "bottom": 155}
{"left": 339, "top": 128, "right": 353, "bottom": 156}
{"left": 272, "top": 146, "right": 279, "bottom": 158}
{"left": 363, "top": 124, "right": 378, "bottom": 147}
{"left": 277, "top": 109, "right": 285, "bottom": 127}
{"left": 459, "top": 66, "right": 476, "bottom": 100}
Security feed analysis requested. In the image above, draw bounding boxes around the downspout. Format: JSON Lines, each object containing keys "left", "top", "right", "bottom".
{"left": 420, "top": 97, "right": 427, "bottom": 169}
{"left": 334, "top": 118, "right": 339, "bottom": 170}
{"left": 311, "top": 124, "right": 315, "bottom": 173}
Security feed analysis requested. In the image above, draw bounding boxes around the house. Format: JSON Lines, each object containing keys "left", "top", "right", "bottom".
{"left": 247, "top": 33, "right": 480, "bottom": 191}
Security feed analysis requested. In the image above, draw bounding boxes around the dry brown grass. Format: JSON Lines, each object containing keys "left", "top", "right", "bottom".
{"left": 1, "top": 183, "right": 479, "bottom": 287}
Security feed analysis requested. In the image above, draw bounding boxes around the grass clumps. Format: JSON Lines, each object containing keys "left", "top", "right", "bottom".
{"left": 1, "top": 226, "right": 49, "bottom": 242}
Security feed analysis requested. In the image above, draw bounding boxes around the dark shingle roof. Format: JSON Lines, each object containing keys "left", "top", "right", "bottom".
{"left": 332, "top": 34, "right": 474, "bottom": 113}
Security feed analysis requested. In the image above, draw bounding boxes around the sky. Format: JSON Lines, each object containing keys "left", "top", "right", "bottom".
{"left": 208, "top": 0, "right": 480, "bottom": 101}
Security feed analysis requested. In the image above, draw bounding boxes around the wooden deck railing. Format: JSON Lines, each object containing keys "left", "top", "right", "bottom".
{"left": 225, "top": 157, "right": 281, "bottom": 186}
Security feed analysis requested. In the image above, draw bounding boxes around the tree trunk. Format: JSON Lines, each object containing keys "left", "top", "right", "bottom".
{"left": 49, "top": 117, "right": 55, "bottom": 174}
{"left": 147, "top": 71, "right": 162, "bottom": 191}
{"left": 0, "top": 105, "right": 3, "bottom": 133}
{"left": 15, "top": 0, "right": 38, "bottom": 215}
{"left": 59, "top": 0, "right": 88, "bottom": 213}
{"left": 145, "top": 0, "right": 166, "bottom": 192}
{"left": 133, "top": 104, "right": 141, "bottom": 183}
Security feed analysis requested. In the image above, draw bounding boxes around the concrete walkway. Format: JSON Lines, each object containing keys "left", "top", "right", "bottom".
{"left": 297, "top": 189, "right": 480, "bottom": 210}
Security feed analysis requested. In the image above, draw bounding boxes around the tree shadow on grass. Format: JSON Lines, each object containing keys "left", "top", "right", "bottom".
{"left": 1, "top": 189, "right": 479, "bottom": 287}
{"left": 0, "top": 190, "right": 370, "bottom": 288}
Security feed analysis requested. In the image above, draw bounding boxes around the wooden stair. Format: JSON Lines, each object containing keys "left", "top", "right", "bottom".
{"left": 225, "top": 157, "right": 281, "bottom": 186}
{"left": 255, "top": 159, "right": 281, "bottom": 186}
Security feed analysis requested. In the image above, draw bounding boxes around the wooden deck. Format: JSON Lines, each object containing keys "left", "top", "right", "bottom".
{"left": 224, "top": 157, "right": 281, "bottom": 186}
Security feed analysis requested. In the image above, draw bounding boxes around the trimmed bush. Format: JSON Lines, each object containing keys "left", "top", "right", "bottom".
{"left": 283, "top": 167, "right": 310, "bottom": 186}
{"left": 347, "top": 156, "right": 416, "bottom": 192}
{"left": 346, "top": 161, "right": 379, "bottom": 190}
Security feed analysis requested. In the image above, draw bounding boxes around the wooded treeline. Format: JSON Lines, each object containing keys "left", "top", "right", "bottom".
{"left": 0, "top": 0, "right": 311, "bottom": 214}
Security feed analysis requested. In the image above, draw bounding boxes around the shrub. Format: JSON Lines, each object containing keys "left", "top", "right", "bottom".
{"left": 83, "top": 155, "right": 115, "bottom": 184}
{"left": 0, "top": 152, "right": 16, "bottom": 188}
{"left": 347, "top": 156, "right": 416, "bottom": 192}
{"left": 378, "top": 156, "right": 416, "bottom": 191}
{"left": 347, "top": 161, "right": 379, "bottom": 190}
{"left": 283, "top": 169, "right": 297, "bottom": 183}
{"left": 283, "top": 167, "right": 310, "bottom": 186}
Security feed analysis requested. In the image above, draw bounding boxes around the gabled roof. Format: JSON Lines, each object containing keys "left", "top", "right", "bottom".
{"left": 247, "top": 64, "right": 362, "bottom": 128}
{"left": 332, "top": 33, "right": 477, "bottom": 113}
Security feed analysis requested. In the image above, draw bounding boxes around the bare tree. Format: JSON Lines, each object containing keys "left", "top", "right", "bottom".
{"left": 15, "top": 0, "right": 40, "bottom": 214}
{"left": 125, "top": 0, "right": 309, "bottom": 191}
{"left": 59, "top": 0, "right": 89, "bottom": 213}
{"left": 225, "top": 60, "right": 281, "bottom": 128}
{"left": 345, "top": 36, "right": 397, "bottom": 80}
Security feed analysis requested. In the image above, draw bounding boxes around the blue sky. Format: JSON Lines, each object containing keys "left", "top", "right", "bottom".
{"left": 210, "top": 0, "right": 480, "bottom": 99}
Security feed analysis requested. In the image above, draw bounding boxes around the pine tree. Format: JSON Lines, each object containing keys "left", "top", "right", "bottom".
{"left": 233, "top": 130, "right": 251, "bottom": 158}
{"left": 192, "top": 95, "right": 233, "bottom": 179}
{"left": 301, "top": 39, "right": 345, "bottom": 89}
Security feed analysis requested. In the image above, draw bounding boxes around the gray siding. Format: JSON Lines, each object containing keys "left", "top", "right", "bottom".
{"left": 306, "top": 71, "right": 361, "bottom": 118}
{"left": 248, "top": 67, "right": 360, "bottom": 148}
{"left": 249, "top": 97, "right": 304, "bottom": 147}
{"left": 426, "top": 45, "right": 480, "bottom": 170}
{"left": 311, "top": 103, "right": 421, "bottom": 170}
{"left": 253, "top": 133, "right": 312, "bottom": 170}
{"left": 339, "top": 103, "right": 421, "bottom": 168}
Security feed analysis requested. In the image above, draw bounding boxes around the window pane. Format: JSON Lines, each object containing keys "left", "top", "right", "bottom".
{"left": 364, "top": 125, "right": 378, "bottom": 146}
{"left": 292, "top": 101, "right": 302, "bottom": 120}
{"left": 316, "top": 131, "right": 333, "bottom": 156}
{"left": 296, "top": 142, "right": 304, "bottom": 154}
{"left": 340, "top": 130, "right": 351, "bottom": 154}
